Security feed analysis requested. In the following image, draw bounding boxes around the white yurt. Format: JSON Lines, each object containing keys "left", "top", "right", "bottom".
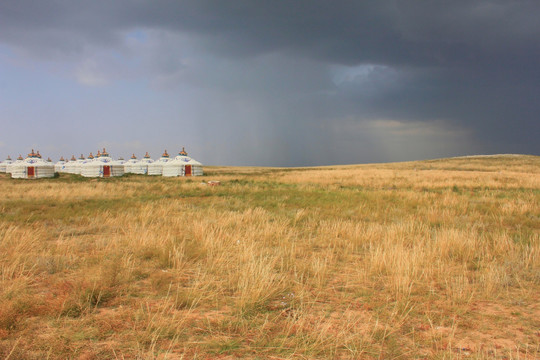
{"left": 110, "top": 156, "right": 127, "bottom": 173}
{"left": 62, "top": 155, "right": 77, "bottom": 174}
{"left": 131, "top": 152, "right": 154, "bottom": 175}
{"left": 124, "top": 154, "right": 138, "bottom": 174}
{"left": 6, "top": 155, "right": 24, "bottom": 175}
{"left": 162, "top": 148, "right": 203, "bottom": 177}
{"left": 81, "top": 148, "right": 124, "bottom": 178}
{"left": 0, "top": 155, "right": 13, "bottom": 173}
{"left": 64, "top": 154, "right": 86, "bottom": 174}
{"left": 10, "top": 150, "right": 55, "bottom": 179}
{"left": 80, "top": 152, "right": 96, "bottom": 170}
{"left": 54, "top": 156, "right": 67, "bottom": 173}
{"left": 116, "top": 157, "right": 126, "bottom": 165}
{"left": 147, "top": 150, "right": 171, "bottom": 175}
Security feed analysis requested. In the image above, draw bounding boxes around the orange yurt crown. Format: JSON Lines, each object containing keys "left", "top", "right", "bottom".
{"left": 71, "top": 155, "right": 77, "bottom": 161}
{"left": 131, "top": 153, "right": 137, "bottom": 159}
{"left": 162, "top": 150, "right": 169, "bottom": 158}
{"left": 60, "top": 156, "right": 65, "bottom": 161}
{"left": 47, "top": 157, "right": 52, "bottom": 162}
{"left": 79, "top": 154, "right": 85, "bottom": 160}
{"left": 28, "top": 149, "right": 36, "bottom": 158}
{"left": 102, "top": 148, "right": 109, "bottom": 157}
{"left": 88, "top": 152, "right": 94, "bottom": 159}
{"left": 144, "top": 152, "right": 150, "bottom": 158}
{"left": 6, "top": 155, "right": 11, "bottom": 161}
{"left": 96, "top": 150, "right": 101, "bottom": 157}
{"left": 179, "top": 147, "right": 188, "bottom": 156}
{"left": 36, "top": 151, "right": 42, "bottom": 158}
{"left": 18, "top": 154, "right": 24, "bottom": 160}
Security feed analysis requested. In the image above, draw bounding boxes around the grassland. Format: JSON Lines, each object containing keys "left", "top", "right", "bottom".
{"left": 0, "top": 155, "right": 538, "bottom": 359}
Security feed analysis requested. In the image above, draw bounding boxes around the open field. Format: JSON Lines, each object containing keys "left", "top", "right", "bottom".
{"left": 0, "top": 155, "right": 539, "bottom": 359}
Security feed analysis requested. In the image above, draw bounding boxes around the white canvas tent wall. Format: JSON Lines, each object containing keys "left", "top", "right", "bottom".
{"left": 62, "top": 155, "right": 76, "bottom": 173}
{"left": 64, "top": 154, "right": 86, "bottom": 174}
{"left": 162, "top": 148, "right": 203, "bottom": 177}
{"left": 184, "top": 157, "right": 203, "bottom": 176}
{"left": 123, "top": 154, "right": 139, "bottom": 174}
{"left": 6, "top": 155, "right": 24, "bottom": 174}
{"left": 0, "top": 155, "right": 12, "bottom": 173}
{"left": 147, "top": 150, "right": 171, "bottom": 175}
{"left": 54, "top": 157, "right": 67, "bottom": 173}
{"left": 81, "top": 149, "right": 124, "bottom": 178}
{"left": 131, "top": 152, "right": 154, "bottom": 175}
{"left": 10, "top": 150, "right": 55, "bottom": 179}
{"left": 78, "top": 153, "right": 95, "bottom": 176}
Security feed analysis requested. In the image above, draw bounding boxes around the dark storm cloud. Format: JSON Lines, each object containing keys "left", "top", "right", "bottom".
{"left": 1, "top": 0, "right": 539, "bottom": 164}
{"left": 4, "top": 1, "right": 538, "bottom": 65}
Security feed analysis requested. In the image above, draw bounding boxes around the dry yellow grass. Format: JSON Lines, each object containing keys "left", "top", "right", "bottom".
{"left": 0, "top": 155, "right": 538, "bottom": 359}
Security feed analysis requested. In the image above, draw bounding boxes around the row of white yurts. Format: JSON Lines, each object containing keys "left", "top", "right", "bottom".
{"left": 123, "top": 147, "right": 203, "bottom": 176}
{"left": 124, "top": 152, "right": 154, "bottom": 174}
{"left": 147, "top": 150, "right": 171, "bottom": 175}
{"left": 5, "top": 150, "right": 56, "bottom": 179}
{"left": 56, "top": 149, "right": 125, "bottom": 176}
{"left": 1, "top": 147, "right": 203, "bottom": 178}
{"left": 61, "top": 154, "right": 87, "bottom": 174}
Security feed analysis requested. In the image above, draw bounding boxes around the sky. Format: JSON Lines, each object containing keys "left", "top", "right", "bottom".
{"left": 0, "top": 1, "right": 539, "bottom": 166}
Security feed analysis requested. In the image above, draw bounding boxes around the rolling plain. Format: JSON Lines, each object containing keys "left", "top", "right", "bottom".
{"left": 0, "top": 155, "right": 539, "bottom": 359}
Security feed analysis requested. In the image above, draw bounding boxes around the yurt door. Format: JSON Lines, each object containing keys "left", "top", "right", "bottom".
{"left": 103, "top": 166, "right": 111, "bottom": 177}
{"left": 27, "top": 167, "right": 35, "bottom": 177}
{"left": 185, "top": 165, "right": 192, "bottom": 176}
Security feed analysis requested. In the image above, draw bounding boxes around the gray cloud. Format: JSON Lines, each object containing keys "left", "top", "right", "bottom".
{"left": 0, "top": 1, "right": 538, "bottom": 165}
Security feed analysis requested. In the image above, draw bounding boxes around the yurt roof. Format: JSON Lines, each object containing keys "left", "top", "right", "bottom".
{"left": 24, "top": 150, "right": 43, "bottom": 159}
{"left": 186, "top": 157, "right": 202, "bottom": 166}
{"left": 111, "top": 158, "right": 125, "bottom": 165}
{"left": 165, "top": 147, "right": 202, "bottom": 165}
{"left": 22, "top": 152, "right": 53, "bottom": 166}
{"left": 151, "top": 150, "right": 171, "bottom": 164}
{"left": 27, "top": 149, "right": 39, "bottom": 158}
{"left": 126, "top": 154, "right": 139, "bottom": 164}
{"left": 82, "top": 148, "right": 116, "bottom": 167}
{"left": 7, "top": 156, "right": 24, "bottom": 168}
{"left": 138, "top": 152, "right": 154, "bottom": 163}
{"left": 95, "top": 155, "right": 113, "bottom": 163}
{"left": 165, "top": 155, "right": 202, "bottom": 166}
{"left": 82, "top": 155, "right": 113, "bottom": 166}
